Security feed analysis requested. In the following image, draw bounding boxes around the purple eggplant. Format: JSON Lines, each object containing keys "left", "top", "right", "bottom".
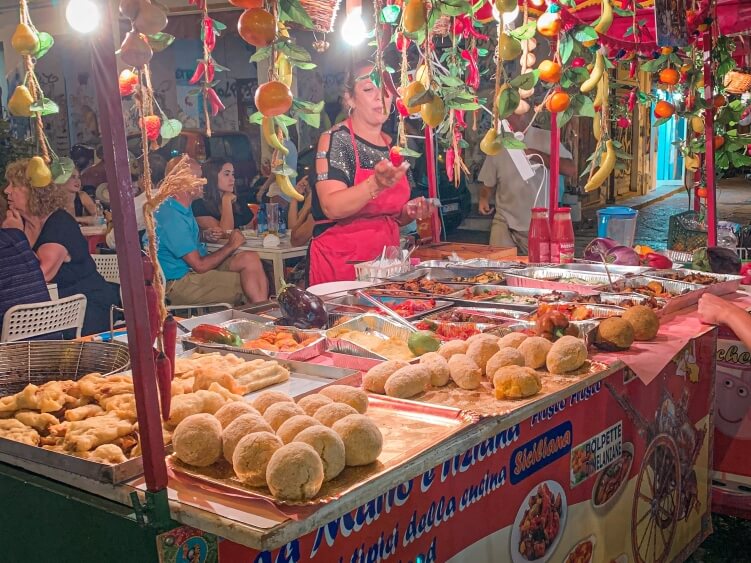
{"left": 277, "top": 281, "right": 327, "bottom": 329}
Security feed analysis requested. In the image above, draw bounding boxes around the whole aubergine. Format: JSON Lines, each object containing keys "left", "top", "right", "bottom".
{"left": 277, "top": 281, "right": 328, "bottom": 329}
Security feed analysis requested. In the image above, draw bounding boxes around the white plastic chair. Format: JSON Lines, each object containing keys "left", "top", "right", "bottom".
{"left": 1, "top": 294, "right": 88, "bottom": 342}
{"left": 92, "top": 254, "right": 120, "bottom": 284}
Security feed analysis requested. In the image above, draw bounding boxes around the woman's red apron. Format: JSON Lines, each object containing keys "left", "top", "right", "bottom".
{"left": 308, "top": 121, "right": 410, "bottom": 285}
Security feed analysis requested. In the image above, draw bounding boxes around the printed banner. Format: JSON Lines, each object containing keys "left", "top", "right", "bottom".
{"left": 713, "top": 327, "right": 751, "bottom": 518}
{"left": 218, "top": 333, "right": 714, "bottom": 563}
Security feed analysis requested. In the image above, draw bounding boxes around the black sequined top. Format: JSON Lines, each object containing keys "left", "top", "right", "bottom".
{"left": 311, "top": 125, "right": 413, "bottom": 236}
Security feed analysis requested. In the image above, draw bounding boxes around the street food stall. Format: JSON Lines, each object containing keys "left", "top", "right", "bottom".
{"left": 4, "top": 0, "right": 751, "bottom": 561}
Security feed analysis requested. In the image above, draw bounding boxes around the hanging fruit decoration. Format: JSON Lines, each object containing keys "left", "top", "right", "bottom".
{"left": 10, "top": 0, "right": 59, "bottom": 185}
{"left": 242, "top": 0, "right": 320, "bottom": 203}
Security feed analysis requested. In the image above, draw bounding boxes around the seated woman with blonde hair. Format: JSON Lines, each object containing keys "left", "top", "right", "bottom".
{"left": 1, "top": 159, "right": 119, "bottom": 335}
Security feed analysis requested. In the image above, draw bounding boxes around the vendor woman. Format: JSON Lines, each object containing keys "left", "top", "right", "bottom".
{"left": 309, "top": 61, "right": 434, "bottom": 285}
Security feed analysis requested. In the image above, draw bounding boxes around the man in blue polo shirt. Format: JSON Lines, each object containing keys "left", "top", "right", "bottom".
{"left": 153, "top": 158, "right": 268, "bottom": 305}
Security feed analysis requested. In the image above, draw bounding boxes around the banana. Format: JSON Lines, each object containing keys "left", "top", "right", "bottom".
{"left": 585, "top": 139, "right": 616, "bottom": 192}
{"left": 275, "top": 53, "right": 293, "bottom": 88}
{"left": 581, "top": 53, "right": 605, "bottom": 94}
{"left": 262, "top": 117, "right": 289, "bottom": 156}
{"left": 593, "top": 112, "right": 602, "bottom": 141}
{"left": 594, "top": 0, "right": 613, "bottom": 35}
{"left": 275, "top": 173, "right": 304, "bottom": 202}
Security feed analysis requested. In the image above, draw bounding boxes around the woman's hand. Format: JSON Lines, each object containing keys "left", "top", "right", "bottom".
{"left": 295, "top": 176, "right": 309, "bottom": 196}
{"left": 222, "top": 192, "right": 237, "bottom": 205}
{"left": 2, "top": 209, "right": 23, "bottom": 230}
{"left": 373, "top": 160, "right": 409, "bottom": 193}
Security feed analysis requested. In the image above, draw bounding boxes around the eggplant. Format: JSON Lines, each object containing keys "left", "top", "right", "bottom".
{"left": 277, "top": 281, "right": 328, "bottom": 329}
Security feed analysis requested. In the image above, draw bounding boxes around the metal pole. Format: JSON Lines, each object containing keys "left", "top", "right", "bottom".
{"left": 91, "top": 3, "right": 168, "bottom": 493}
{"left": 549, "top": 112, "right": 560, "bottom": 220}
{"left": 702, "top": 29, "right": 717, "bottom": 246}
{"left": 424, "top": 126, "right": 441, "bottom": 243}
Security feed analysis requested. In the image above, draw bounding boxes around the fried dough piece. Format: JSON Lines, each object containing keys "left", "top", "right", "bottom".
{"left": 233, "top": 362, "right": 290, "bottom": 394}
{"left": 192, "top": 367, "right": 241, "bottom": 394}
{"left": 15, "top": 384, "right": 41, "bottom": 410}
{"left": 63, "top": 413, "right": 134, "bottom": 452}
{"left": 0, "top": 419, "right": 40, "bottom": 446}
{"left": 87, "top": 444, "right": 128, "bottom": 464}
{"left": 65, "top": 404, "right": 104, "bottom": 422}
{"left": 15, "top": 411, "right": 59, "bottom": 432}
{"left": 100, "top": 394, "right": 137, "bottom": 420}
{"left": 207, "top": 384, "right": 243, "bottom": 403}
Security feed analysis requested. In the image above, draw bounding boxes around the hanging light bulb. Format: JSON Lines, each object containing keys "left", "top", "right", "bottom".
{"left": 492, "top": 4, "right": 520, "bottom": 25}
{"left": 342, "top": 7, "right": 367, "bottom": 46}
{"left": 530, "top": 0, "right": 545, "bottom": 6}
{"left": 66, "top": 0, "right": 100, "bottom": 33}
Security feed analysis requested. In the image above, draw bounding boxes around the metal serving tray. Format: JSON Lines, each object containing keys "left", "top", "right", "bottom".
{"left": 177, "top": 309, "right": 271, "bottom": 332}
{"left": 387, "top": 267, "right": 507, "bottom": 285}
{"left": 411, "top": 319, "right": 503, "bottom": 341}
{"left": 607, "top": 276, "right": 704, "bottom": 315}
{"left": 457, "top": 258, "right": 528, "bottom": 269}
{"left": 189, "top": 347, "right": 358, "bottom": 399}
{"left": 648, "top": 269, "right": 742, "bottom": 296}
{"left": 529, "top": 303, "right": 626, "bottom": 320}
{"left": 446, "top": 285, "right": 578, "bottom": 310}
{"left": 423, "top": 306, "right": 531, "bottom": 323}
{"left": 365, "top": 280, "right": 470, "bottom": 298}
{"left": 169, "top": 394, "right": 477, "bottom": 507}
{"left": 563, "top": 262, "right": 654, "bottom": 276}
{"left": 505, "top": 267, "right": 625, "bottom": 292}
{"left": 325, "top": 294, "right": 452, "bottom": 326}
{"left": 325, "top": 314, "right": 416, "bottom": 362}
{"left": 183, "top": 320, "right": 326, "bottom": 362}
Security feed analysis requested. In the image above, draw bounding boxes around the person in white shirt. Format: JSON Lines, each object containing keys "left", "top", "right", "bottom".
{"left": 477, "top": 113, "right": 576, "bottom": 254}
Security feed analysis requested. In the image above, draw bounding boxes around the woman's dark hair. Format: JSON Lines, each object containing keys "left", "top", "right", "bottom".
{"left": 200, "top": 157, "right": 232, "bottom": 218}
{"left": 343, "top": 59, "right": 375, "bottom": 98}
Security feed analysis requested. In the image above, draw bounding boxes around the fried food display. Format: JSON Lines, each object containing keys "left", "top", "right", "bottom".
{"left": 242, "top": 329, "right": 320, "bottom": 353}
{"left": 546, "top": 336, "right": 588, "bottom": 375}
{"left": 175, "top": 352, "right": 290, "bottom": 396}
{"left": 266, "top": 442, "right": 325, "bottom": 501}
{"left": 493, "top": 366, "right": 542, "bottom": 400}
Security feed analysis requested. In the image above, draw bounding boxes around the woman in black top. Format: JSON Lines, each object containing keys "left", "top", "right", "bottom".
{"left": 3, "top": 159, "right": 119, "bottom": 335}
{"left": 193, "top": 158, "right": 253, "bottom": 230}
{"left": 58, "top": 166, "right": 98, "bottom": 225}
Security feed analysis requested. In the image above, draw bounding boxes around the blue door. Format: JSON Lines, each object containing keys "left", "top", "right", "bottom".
{"left": 653, "top": 90, "right": 686, "bottom": 184}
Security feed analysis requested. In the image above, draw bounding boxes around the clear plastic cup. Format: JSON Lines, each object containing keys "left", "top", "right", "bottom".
{"left": 266, "top": 203, "right": 279, "bottom": 235}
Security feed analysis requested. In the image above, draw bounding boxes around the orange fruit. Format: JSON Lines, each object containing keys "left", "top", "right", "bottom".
{"left": 229, "top": 0, "right": 263, "bottom": 7}
{"left": 696, "top": 187, "right": 708, "bottom": 198}
{"left": 538, "top": 60, "right": 562, "bottom": 83}
{"left": 658, "top": 68, "right": 680, "bottom": 86}
{"left": 238, "top": 8, "right": 276, "bottom": 47}
{"left": 255, "top": 81, "right": 293, "bottom": 117}
{"left": 714, "top": 135, "right": 725, "bottom": 149}
{"left": 546, "top": 91, "right": 570, "bottom": 113}
{"left": 536, "top": 11, "right": 561, "bottom": 38}
{"left": 654, "top": 100, "right": 675, "bottom": 118}
{"left": 713, "top": 94, "right": 726, "bottom": 108}
{"left": 661, "top": 47, "right": 673, "bottom": 55}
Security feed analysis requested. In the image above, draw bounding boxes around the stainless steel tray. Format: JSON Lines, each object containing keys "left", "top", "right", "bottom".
{"left": 177, "top": 309, "right": 272, "bottom": 332}
{"left": 183, "top": 320, "right": 326, "bottom": 362}
{"left": 564, "top": 262, "right": 654, "bottom": 276}
{"left": 325, "top": 314, "right": 416, "bottom": 362}
{"left": 325, "top": 294, "right": 452, "bottom": 325}
{"left": 648, "top": 269, "right": 742, "bottom": 296}
{"left": 423, "top": 306, "right": 531, "bottom": 323}
{"left": 190, "top": 347, "right": 358, "bottom": 399}
{"left": 607, "top": 276, "right": 704, "bottom": 315}
{"left": 387, "top": 267, "right": 507, "bottom": 285}
{"left": 446, "top": 285, "right": 578, "bottom": 310}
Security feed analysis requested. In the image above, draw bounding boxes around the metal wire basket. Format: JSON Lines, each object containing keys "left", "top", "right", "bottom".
{"left": 0, "top": 341, "right": 130, "bottom": 395}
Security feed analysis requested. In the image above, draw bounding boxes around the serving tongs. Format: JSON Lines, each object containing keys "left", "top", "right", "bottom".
{"left": 354, "top": 290, "right": 417, "bottom": 332}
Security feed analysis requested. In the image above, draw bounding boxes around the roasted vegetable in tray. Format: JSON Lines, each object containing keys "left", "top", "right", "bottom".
{"left": 376, "top": 278, "right": 457, "bottom": 296}
{"left": 242, "top": 329, "right": 320, "bottom": 352}
{"left": 692, "top": 246, "right": 741, "bottom": 275}
{"left": 277, "top": 282, "right": 327, "bottom": 329}
{"left": 535, "top": 311, "right": 578, "bottom": 341}
{"left": 450, "top": 271, "right": 504, "bottom": 284}
{"left": 190, "top": 324, "right": 242, "bottom": 347}
{"left": 413, "top": 320, "right": 482, "bottom": 341}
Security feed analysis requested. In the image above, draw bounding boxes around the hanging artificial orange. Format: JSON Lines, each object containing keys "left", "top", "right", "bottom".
{"left": 119, "top": 69, "right": 139, "bottom": 97}
{"left": 546, "top": 91, "right": 570, "bottom": 113}
{"left": 140, "top": 115, "right": 162, "bottom": 141}
{"left": 654, "top": 100, "right": 675, "bottom": 118}
{"left": 538, "top": 60, "right": 562, "bottom": 83}
{"left": 658, "top": 68, "right": 680, "bottom": 86}
{"left": 238, "top": 8, "right": 276, "bottom": 47}
{"left": 536, "top": 10, "right": 561, "bottom": 38}
{"left": 713, "top": 94, "right": 726, "bottom": 108}
{"left": 255, "top": 81, "right": 293, "bottom": 117}
{"left": 713, "top": 135, "right": 725, "bottom": 149}
{"left": 229, "top": 0, "right": 263, "bottom": 7}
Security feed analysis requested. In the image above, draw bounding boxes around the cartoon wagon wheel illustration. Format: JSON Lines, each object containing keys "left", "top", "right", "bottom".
{"left": 631, "top": 434, "right": 681, "bottom": 563}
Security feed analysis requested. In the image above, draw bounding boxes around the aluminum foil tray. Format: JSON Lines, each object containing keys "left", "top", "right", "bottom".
{"left": 325, "top": 314, "right": 416, "bottom": 362}
{"left": 484, "top": 320, "right": 600, "bottom": 347}
{"left": 648, "top": 269, "right": 742, "bottom": 296}
{"left": 423, "top": 306, "right": 531, "bottom": 323}
{"left": 530, "top": 303, "right": 626, "bottom": 321}
{"left": 581, "top": 293, "right": 668, "bottom": 317}
{"left": 505, "top": 268, "right": 625, "bottom": 293}
{"left": 169, "top": 393, "right": 478, "bottom": 506}
{"left": 607, "top": 276, "right": 704, "bottom": 315}
{"left": 325, "top": 294, "right": 452, "bottom": 323}
{"left": 411, "top": 319, "right": 504, "bottom": 341}
{"left": 183, "top": 320, "right": 326, "bottom": 362}
{"left": 446, "top": 285, "right": 578, "bottom": 310}
{"left": 365, "top": 280, "right": 470, "bottom": 298}
{"left": 562, "top": 262, "right": 654, "bottom": 276}
{"left": 386, "top": 267, "right": 507, "bottom": 285}
{"left": 456, "top": 258, "right": 527, "bottom": 269}
{"left": 660, "top": 249, "right": 693, "bottom": 266}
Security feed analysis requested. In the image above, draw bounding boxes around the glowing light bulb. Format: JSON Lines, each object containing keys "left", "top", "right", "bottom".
{"left": 342, "top": 7, "right": 367, "bottom": 46}
{"left": 66, "top": 0, "right": 100, "bottom": 33}
{"left": 492, "top": 4, "right": 520, "bottom": 25}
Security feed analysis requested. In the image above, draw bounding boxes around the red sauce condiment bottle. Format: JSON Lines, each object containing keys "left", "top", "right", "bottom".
{"left": 528, "top": 207, "right": 551, "bottom": 264}
{"left": 550, "top": 207, "right": 575, "bottom": 264}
